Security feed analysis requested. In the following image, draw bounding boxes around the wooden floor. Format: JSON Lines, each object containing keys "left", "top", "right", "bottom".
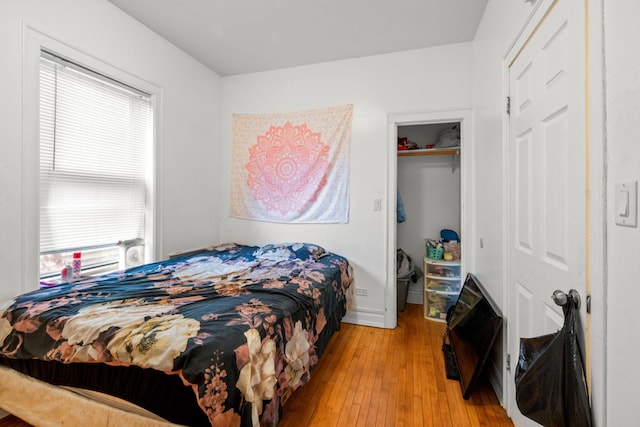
{"left": 279, "top": 303, "right": 513, "bottom": 427}
{"left": 0, "top": 304, "right": 513, "bottom": 427}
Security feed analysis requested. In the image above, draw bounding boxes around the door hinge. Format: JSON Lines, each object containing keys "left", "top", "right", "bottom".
{"left": 506, "top": 96, "right": 511, "bottom": 115}
{"left": 506, "top": 353, "right": 511, "bottom": 371}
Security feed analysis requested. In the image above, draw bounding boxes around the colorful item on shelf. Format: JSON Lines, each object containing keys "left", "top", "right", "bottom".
{"left": 440, "top": 229, "right": 459, "bottom": 242}
{"left": 425, "top": 238, "right": 444, "bottom": 260}
{"left": 443, "top": 241, "right": 461, "bottom": 260}
{"left": 397, "top": 137, "right": 419, "bottom": 151}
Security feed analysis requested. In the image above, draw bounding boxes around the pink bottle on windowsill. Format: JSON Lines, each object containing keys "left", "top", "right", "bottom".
{"left": 72, "top": 252, "right": 82, "bottom": 279}
{"left": 61, "top": 264, "right": 72, "bottom": 282}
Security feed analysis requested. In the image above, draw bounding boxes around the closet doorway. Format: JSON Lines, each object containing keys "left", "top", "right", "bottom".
{"left": 385, "top": 110, "right": 472, "bottom": 329}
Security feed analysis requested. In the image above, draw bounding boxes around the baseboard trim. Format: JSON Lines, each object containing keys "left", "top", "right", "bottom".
{"left": 488, "top": 360, "right": 504, "bottom": 405}
{"left": 342, "top": 307, "right": 386, "bottom": 328}
{"left": 407, "top": 289, "right": 423, "bottom": 305}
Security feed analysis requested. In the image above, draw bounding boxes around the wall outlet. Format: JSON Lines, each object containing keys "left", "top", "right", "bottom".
{"left": 355, "top": 288, "right": 368, "bottom": 296}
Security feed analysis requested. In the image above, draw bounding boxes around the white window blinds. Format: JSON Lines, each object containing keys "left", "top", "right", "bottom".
{"left": 39, "top": 52, "right": 152, "bottom": 255}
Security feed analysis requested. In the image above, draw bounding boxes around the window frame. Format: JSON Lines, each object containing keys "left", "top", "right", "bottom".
{"left": 38, "top": 51, "right": 152, "bottom": 278}
{"left": 22, "top": 27, "right": 162, "bottom": 292}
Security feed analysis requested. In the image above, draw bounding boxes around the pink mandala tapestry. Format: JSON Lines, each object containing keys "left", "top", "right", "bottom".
{"left": 231, "top": 105, "right": 352, "bottom": 223}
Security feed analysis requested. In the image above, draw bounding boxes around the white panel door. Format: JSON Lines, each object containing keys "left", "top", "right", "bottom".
{"left": 507, "top": 0, "right": 587, "bottom": 425}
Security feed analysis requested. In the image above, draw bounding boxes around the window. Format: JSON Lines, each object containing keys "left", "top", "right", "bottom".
{"left": 39, "top": 51, "right": 153, "bottom": 278}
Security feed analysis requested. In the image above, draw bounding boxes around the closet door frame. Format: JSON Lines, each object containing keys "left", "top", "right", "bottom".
{"left": 385, "top": 109, "right": 473, "bottom": 329}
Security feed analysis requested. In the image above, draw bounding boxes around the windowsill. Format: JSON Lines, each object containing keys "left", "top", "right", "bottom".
{"left": 39, "top": 262, "right": 121, "bottom": 288}
{"left": 39, "top": 276, "right": 90, "bottom": 288}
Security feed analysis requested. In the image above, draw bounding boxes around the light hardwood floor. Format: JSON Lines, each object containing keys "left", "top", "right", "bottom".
{"left": 279, "top": 303, "right": 513, "bottom": 427}
{"left": 0, "top": 304, "right": 513, "bottom": 427}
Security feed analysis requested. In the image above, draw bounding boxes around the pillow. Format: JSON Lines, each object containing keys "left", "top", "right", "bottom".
{"left": 253, "top": 243, "right": 326, "bottom": 262}
{"left": 288, "top": 242, "right": 326, "bottom": 260}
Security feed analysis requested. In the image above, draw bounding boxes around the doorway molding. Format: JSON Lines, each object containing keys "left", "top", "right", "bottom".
{"left": 385, "top": 109, "right": 473, "bottom": 329}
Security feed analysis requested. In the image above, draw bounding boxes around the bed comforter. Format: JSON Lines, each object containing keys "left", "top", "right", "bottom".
{"left": 0, "top": 243, "right": 353, "bottom": 426}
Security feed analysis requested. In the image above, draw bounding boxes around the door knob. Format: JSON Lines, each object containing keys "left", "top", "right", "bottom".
{"left": 552, "top": 289, "right": 581, "bottom": 309}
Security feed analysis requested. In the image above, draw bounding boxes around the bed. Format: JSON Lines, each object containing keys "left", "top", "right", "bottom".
{"left": 0, "top": 242, "right": 353, "bottom": 426}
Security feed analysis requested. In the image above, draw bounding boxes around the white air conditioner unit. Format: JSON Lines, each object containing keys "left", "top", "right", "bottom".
{"left": 118, "top": 238, "right": 145, "bottom": 270}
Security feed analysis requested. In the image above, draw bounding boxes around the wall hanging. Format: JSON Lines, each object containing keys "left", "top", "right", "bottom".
{"left": 230, "top": 104, "right": 352, "bottom": 223}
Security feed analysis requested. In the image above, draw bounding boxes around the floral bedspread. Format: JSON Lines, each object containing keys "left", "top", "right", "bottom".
{"left": 0, "top": 243, "right": 353, "bottom": 427}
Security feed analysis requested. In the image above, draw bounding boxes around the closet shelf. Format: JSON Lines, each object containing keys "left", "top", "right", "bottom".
{"left": 398, "top": 146, "right": 460, "bottom": 157}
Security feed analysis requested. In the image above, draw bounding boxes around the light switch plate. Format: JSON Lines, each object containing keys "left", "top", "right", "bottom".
{"left": 615, "top": 181, "right": 637, "bottom": 227}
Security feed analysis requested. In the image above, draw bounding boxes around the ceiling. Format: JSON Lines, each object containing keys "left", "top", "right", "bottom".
{"left": 108, "top": 0, "right": 489, "bottom": 77}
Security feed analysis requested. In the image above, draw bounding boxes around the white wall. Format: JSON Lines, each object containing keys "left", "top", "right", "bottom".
{"left": 604, "top": 1, "right": 640, "bottom": 425}
{"left": 219, "top": 44, "right": 473, "bottom": 327}
{"left": 0, "top": 0, "right": 221, "bottom": 302}
{"left": 472, "top": 0, "right": 533, "bottom": 325}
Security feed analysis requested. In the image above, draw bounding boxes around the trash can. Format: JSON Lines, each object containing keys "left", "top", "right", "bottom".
{"left": 397, "top": 277, "right": 410, "bottom": 312}
{"left": 397, "top": 248, "right": 416, "bottom": 312}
